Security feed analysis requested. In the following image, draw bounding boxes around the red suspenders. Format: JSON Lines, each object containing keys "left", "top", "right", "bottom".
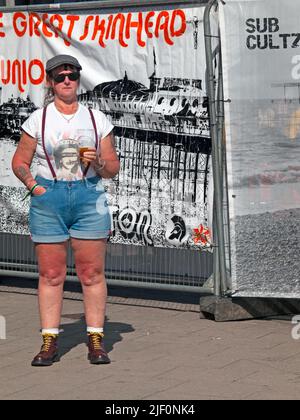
{"left": 41, "top": 105, "right": 99, "bottom": 181}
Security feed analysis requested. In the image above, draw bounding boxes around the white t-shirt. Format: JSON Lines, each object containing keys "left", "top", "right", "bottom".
{"left": 22, "top": 102, "right": 114, "bottom": 181}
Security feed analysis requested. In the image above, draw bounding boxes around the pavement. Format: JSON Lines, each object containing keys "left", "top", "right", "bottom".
{"left": 1, "top": 280, "right": 300, "bottom": 400}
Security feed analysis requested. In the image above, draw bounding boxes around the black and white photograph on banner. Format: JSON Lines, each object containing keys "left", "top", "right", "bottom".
{"left": 220, "top": 0, "right": 300, "bottom": 297}
{"left": 0, "top": 7, "right": 213, "bottom": 252}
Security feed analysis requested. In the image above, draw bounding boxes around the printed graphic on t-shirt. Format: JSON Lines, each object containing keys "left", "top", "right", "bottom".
{"left": 48, "top": 130, "right": 95, "bottom": 181}
{"left": 53, "top": 139, "right": 81, "bottom": 181}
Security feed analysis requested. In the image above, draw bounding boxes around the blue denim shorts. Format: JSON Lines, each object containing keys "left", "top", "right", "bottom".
{"left": 29, "top": 176, "right": 111, "bottom": 243}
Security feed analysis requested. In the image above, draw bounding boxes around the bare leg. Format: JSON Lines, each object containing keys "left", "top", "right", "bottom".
{"left": 35, "top": 242, "right": 68, "bottom": 329}
{"left": 71, "top": 238, "right": 107, "bottom": 328}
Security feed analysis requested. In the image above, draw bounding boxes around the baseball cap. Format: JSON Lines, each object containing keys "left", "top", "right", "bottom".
{"left": 46, "top": 54, "right": 82, "bottom": 74}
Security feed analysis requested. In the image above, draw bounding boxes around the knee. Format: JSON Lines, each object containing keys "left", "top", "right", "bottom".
{"left": 40, "top": 269, "right": 66, "bottom": 287}
{"left": 77, "top": 265, "right": 105, "bottom": 287}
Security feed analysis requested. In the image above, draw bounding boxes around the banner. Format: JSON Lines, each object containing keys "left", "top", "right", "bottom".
{"left": 0, "top": 6, "right": 213, "bottom": 251}
{"left": 220, "top": 0, "right": 300, "bottom": 297}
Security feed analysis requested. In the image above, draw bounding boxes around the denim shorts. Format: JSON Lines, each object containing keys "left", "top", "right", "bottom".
{"left": 29, "top": 176, "right": 111, "bottom": 243}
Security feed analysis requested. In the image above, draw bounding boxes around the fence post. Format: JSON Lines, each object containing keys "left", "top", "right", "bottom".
{"left": 203, "top": 0, "right": 229, "bottom": 296}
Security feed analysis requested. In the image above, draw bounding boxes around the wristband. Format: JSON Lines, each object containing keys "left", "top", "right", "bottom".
{"left": 21, "top": 183, "right": 39, "bottom": 201}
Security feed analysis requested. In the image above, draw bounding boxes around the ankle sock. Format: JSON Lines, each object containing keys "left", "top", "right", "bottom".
{"left": 87, "top": 327, "right": 104, "bottom": 335}
{"left": 42, "top": 328, "right": 59, "bottom": 336}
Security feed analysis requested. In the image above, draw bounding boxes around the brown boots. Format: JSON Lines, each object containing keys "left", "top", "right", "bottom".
{"left": 87, "top": 332, "right": 111, "bottom": 365}
{"left": 31, "top": 334, "right": 60, "bottom": 367}
{"left": 31, "top": 332, "right": 111, "bottom": 366}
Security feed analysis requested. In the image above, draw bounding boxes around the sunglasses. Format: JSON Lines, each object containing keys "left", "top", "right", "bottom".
{"left": 52, "top": 72, "right": 80, "bottom": 83}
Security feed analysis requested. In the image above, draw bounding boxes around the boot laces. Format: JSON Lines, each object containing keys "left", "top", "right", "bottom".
{"left": 41, "top": 334, "right": 57, "bottom": 352}
{"left": 89, "top": 332, "right": 104, "bottom": 350}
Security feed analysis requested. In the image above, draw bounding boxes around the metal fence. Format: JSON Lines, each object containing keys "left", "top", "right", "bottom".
{"left": 0, "top": 232, "right": 213, "bottom": 292}
{"left": 0, "top": 0, "right": 228, "bottom": 295}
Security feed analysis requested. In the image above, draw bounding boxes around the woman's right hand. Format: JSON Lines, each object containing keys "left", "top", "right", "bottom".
{"left": 32, "top": 186, "right": 47, "bottom": 196}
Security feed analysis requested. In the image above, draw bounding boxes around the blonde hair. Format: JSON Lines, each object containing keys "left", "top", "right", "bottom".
{"left": 43, "top": 87, "right": 54, "bottom": 106}
{"left": 43, "top": 74, "right": 54, "bottom": 106}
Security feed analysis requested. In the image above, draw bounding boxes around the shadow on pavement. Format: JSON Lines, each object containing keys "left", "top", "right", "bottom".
{"left": 59, "top": 314, "right": 135, "bottom": 358}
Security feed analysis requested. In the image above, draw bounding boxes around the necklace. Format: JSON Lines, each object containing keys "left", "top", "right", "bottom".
{"left": 60, "top": 112, "right": 76, "bottom": 123}
{"left": 55, "top": 103, "right": 79, "bottom": 123}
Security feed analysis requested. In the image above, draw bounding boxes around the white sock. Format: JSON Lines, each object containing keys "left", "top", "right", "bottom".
{"left": 87, "top": 327, "right": 104, "bottom": 334}
{"left": 42, "top": 328, "right": 60, "bottom": 336}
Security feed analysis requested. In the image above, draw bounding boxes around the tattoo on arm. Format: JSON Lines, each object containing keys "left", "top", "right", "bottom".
{"left": 15, "top": 166, "right": 34, "bottom": 188}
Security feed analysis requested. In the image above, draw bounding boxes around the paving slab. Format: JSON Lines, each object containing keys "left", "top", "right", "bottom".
{"left": 0, "top": 291, "right": 300, "bottom": 400}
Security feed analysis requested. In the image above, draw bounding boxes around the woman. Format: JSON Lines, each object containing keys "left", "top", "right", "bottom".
{"left": 12, "top": 54, "right": 120, "bottom": 367}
